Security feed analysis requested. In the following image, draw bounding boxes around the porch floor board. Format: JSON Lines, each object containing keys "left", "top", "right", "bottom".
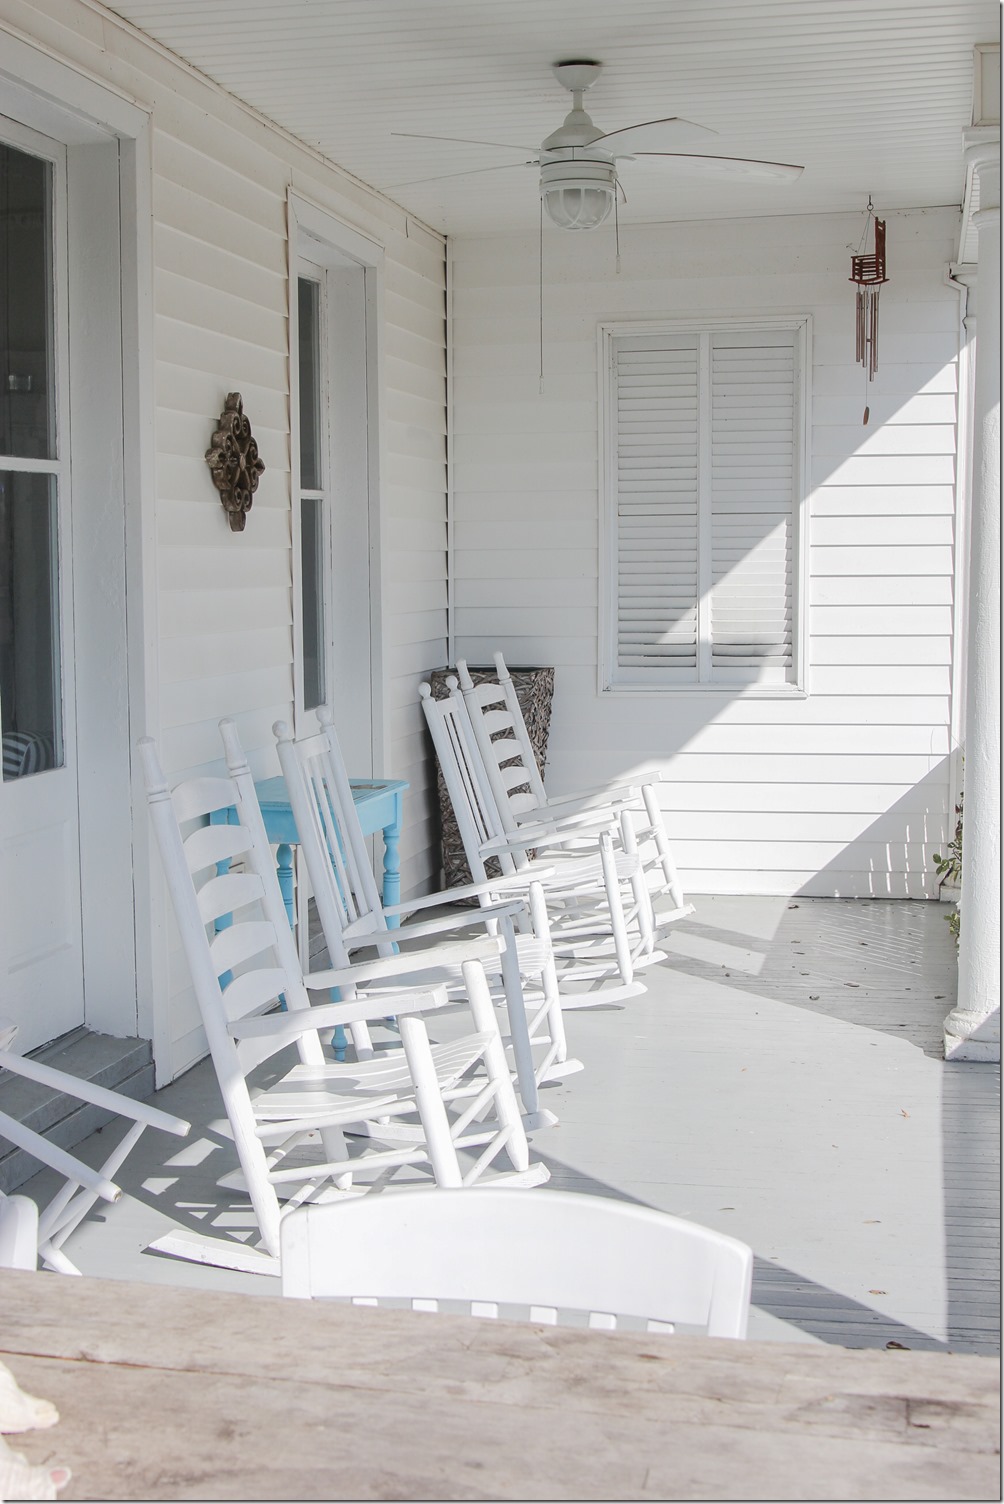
{"left": 16, "top": 895, "right": 1000, "bottom": 1355}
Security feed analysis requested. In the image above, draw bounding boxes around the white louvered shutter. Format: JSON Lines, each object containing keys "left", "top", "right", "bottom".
{"left": 613, "top": 334, "right": 700, "bottom": 681}
{"left": 709, "top": 330, "right": 796, "bottom": 685}
{"left": 609, "top": 323, "right": 801, "bottom": 689}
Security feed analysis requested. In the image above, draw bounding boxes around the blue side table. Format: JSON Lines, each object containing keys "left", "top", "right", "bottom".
{"left": 250, "top": 775, "right": 408, "bottom": 930}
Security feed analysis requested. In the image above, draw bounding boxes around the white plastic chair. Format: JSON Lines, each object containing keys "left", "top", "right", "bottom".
{"left": 420, "top": 679, "right": 653, "bottom": 1003}
{"left": 140, "top": 727, "right": 544, "bottom": 1275}
{"left": 457, "top": 652, "right": 694, "bottom": 929}
{"left": 0, "top": 1021, "right": 190, "bottom": 1274}
{"left": 272, "top": 710, "right": 581, "bottom": 1128}
{"left": 0, "top": 1194, "right": 39, "bottom": 1271}
{"left": 280, "top": 1186, "right": 753, "bottom": 1339}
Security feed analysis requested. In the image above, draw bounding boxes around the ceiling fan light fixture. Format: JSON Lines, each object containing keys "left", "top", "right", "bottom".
{"left": 540, "top": 157, "right": 617, "bottom": 230}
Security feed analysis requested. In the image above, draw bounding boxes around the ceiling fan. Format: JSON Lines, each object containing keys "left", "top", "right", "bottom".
{"left": 392, "top": 60, "right": 804, "bottom": 231}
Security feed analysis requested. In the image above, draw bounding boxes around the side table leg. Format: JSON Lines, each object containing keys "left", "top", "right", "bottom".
{"left": 276, "top": 844, "right": 295, "bottom": 928}
{"left": 382, "top": 797, "right": 403, "bottom": 928}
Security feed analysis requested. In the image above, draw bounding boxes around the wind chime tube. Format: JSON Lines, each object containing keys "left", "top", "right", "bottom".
{"left": 849, "top": 208, "right": 888, "bottom": 422}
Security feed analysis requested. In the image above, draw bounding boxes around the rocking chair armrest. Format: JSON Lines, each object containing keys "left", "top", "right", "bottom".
{"left": 0, "top": 1106, "right": 122, "bottom": 1203}
{"left": 481, "top": 808, "right": 617, "bottom": 854}
{"left": 345, "top": 901, "right": 525, "bottom": 950}
{"left": 305, "top": 933, "right": 505, "bottom": 990}
{"left": 381, "top": 869, "right": 555, "bottom": 911}
{"left": 545, "top": 773, "right": 663, "bottom": 806}
{"left": 531, "top": 786, "right": 643, "bottom": 818}
{"left": 231, "top": 985, "right": 452, "bottom": 1044}
{"left": 0, "top": 1047, "right": 191, "bottom": 1139}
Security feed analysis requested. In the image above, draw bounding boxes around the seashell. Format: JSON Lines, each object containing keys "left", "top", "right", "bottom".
{"left": 0, "top": 1365, "right": 57, "bottom": 1437}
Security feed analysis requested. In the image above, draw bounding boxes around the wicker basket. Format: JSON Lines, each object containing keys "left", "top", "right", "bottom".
{"left": 427, "top": 665, "right": 555, "bottom": 892}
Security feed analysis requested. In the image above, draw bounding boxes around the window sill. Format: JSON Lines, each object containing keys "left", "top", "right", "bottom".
{"left": 601, "top": 683, "right": 809, "bottom": 700}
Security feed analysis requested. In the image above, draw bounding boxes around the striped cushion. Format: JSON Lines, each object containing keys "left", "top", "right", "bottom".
{"left": 2, "top": 732, "right": 55, "bottom": 780}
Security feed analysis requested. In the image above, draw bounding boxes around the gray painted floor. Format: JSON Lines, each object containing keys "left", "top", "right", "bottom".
{"left": 18, "top": 895, "right": 999, "bottom": 1354}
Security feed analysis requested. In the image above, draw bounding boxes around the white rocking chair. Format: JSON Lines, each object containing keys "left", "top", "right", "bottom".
{"left": 271, "top": 710, "right": 582, "bottom": 1128}
{"left": 0, "top": 1019, "right": 190, "bottom": 1274}
{"left": 140, "top": 727, "right": 544, "bottom": 1276}
{"left": 281, "top": 1186, "right": 753, "bottom": 1340}
{"left": 457, "top": 652, "right": 694, "bottom": 930}
{"left": 420, "top": 679, "right": 652, "bottom": 1004}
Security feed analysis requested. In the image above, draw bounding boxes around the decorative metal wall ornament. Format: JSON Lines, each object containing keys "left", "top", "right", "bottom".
{"left": 849, "top": 200, "right": 888, "bottom": 424}
{"left": 205, "top": 392, "right": 265, "bottom": 531}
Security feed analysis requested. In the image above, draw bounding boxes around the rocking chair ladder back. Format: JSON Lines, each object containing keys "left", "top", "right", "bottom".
{"left": 281, "top": 1187, "right": 753, "bottom": 1340}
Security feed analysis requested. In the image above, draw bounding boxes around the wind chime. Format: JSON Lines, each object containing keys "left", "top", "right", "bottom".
{"left": 850, "top": 200, "right": 888, "bottom": 424}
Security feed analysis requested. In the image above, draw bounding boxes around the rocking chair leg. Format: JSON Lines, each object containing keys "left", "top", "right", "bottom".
{"left": 461, "top": 960, "right": 530, "bottom": 1174}
{"left": 497, "top": 911, "right": 540, "bottom": 1115}
{"left": 398, "top": 1015, "right": 464, "bottom": 1189}
{"left": 319, "top": 1124, "right": 354, "bottom": 1191}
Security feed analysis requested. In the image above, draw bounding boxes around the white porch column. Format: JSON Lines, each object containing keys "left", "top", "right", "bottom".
{"left": 945, "top": 138, "right": 1001, "bottom": 1062}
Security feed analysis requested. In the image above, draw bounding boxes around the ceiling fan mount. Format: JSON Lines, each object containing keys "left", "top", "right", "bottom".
{"left": 543, "top": 61, "right": 609, "bottom": 153}
{"left": 551, "top": 60, "right": 603, "bottom": 93}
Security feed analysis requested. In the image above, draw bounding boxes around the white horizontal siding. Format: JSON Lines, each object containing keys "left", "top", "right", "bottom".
{"left": 451, "top": 206, "right": 962, "bottom": 896}
{"left": 3, "top": 0, "right": 447, "bottom": 1078}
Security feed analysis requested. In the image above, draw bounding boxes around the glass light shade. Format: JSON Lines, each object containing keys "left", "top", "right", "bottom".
{"left": 540, "top": 158, "right": 617, "bottom": 231}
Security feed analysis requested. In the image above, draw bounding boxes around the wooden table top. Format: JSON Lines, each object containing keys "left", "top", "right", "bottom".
{"left": 2, "top": 1268, "right": 999, "bottom": 1501}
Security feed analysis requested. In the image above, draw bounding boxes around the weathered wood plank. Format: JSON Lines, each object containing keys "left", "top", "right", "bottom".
{"left": 2, "top": 1270, "right": 998, "bottom": 1503}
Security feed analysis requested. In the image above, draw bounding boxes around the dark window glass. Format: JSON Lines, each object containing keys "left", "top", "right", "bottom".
{"left": 298, "top": 277, "right": 321, "bottom": 491}
{"left": 0, "top": 144, "right": 55, "bottom": 462}
{"left": 300, "top": 495, "right": 324, "bottom": 712}
{"left": 0, "top": 471, "right": 62, "bottom": 777}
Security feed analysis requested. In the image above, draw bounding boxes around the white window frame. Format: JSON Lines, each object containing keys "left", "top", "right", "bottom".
{"left": 598, "top": 314, "right": 811, "bottom": 698}
{"left": 293, "top": 257, "right": 331, "bottom": 720}
{"left": 288, "top": 193, "right": 386, "bottom": 763}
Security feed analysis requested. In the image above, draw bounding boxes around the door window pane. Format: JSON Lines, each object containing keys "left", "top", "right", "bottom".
{"left": 0, "top": 144, "right": 55, "bottom": 461}
{"left": 300, "top": 495, "right": 325, "bottom": 713}
{"left": 0, "top": 471, "right": 63, "bottom": 778}
{"left": 298, "top": 277, "right": 321, "bottom": 491}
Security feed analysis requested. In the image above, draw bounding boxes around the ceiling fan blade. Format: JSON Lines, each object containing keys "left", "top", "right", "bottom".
{"left": 384, "top": 161, "right": 535, "bottom": 190}
{"left": 594, "top": 117, "right": 717, "bottom": 155}
{"left": 392, "top": 131, "right": 536, "bottom": 152}
{"left": 630, "top": 152, "right": 804, "bottom": 182}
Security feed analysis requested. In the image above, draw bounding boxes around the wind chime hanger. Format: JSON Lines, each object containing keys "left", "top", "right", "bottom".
{"left": 850, "top": 197, "right": 888, "bottom": 424}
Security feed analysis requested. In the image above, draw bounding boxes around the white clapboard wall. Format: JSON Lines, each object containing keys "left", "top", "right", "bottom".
{"left": 13, "top": 3, "right": 448, "bottom": 1077}
{"left": 451, "top": 208, "right": 962, "bottom": 897}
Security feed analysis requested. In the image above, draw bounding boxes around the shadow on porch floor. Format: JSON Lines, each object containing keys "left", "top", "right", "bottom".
{"left": 17, "top": 895, "right": 1000, "bottom": 1355}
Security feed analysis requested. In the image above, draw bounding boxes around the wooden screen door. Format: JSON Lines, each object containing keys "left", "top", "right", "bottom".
{"left": 0, "top": 122, "right": 84, "bottom": 1053}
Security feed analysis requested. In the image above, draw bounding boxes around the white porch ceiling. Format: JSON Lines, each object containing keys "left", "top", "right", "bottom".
{"left": 104, "top": 0, "right": 999, "bottom": 236}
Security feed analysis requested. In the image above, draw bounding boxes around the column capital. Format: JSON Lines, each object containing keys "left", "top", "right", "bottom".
{"left": 958, "top": 132, "right": 1000, "bottom": 266}
{"left": 962, "top": 125, "right": 1000, "bottom": 162}
{"left": 963, "top": 130, "right": 1001, "bottom": 208}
